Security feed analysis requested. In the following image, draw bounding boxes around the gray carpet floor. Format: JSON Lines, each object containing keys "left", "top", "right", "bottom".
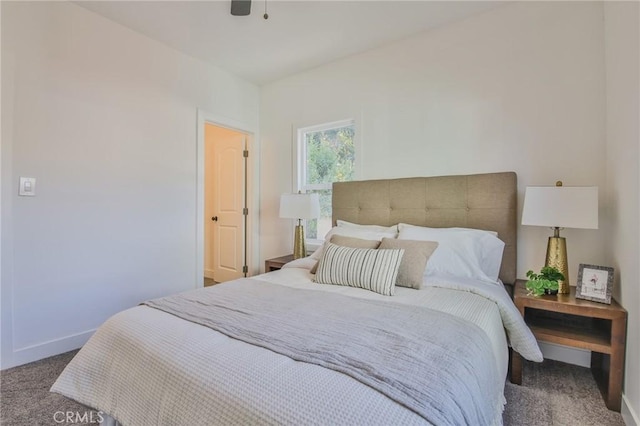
{"left": 0, "top": 350, "right": 626, "bottom": 425}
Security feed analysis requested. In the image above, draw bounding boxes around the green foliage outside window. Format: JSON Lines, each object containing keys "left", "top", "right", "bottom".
{"left": 303, "top": 125, "right": 355, "bottom": 239}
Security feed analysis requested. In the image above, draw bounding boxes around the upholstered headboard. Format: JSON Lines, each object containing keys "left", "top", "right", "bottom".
{"left": 332, "top": 172, "right": 517, "bottom": 284}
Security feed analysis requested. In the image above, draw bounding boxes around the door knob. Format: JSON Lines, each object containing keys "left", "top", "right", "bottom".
{"left": 211, "top": 216, "right": 218, "bottom": 222}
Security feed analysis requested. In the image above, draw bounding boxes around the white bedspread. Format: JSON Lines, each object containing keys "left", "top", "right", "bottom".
{"left": 52, "top": 267, "right": 541, "bottom": 426}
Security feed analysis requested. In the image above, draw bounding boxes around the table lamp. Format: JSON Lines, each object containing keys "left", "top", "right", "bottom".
{"left": 521, "top": 181, "right": 598, "bottom": 294}
{"left": 280, "top": 192, "right": 320, "bottom": 259}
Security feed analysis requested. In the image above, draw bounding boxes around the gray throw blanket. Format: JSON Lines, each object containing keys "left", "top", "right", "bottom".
{"left": 143, "top": 279, "right": 499, "bottom": 426}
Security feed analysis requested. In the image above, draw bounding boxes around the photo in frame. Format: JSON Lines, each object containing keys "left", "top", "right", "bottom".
{"left": 576, "top": 263, "right": 614, "bottom": 304}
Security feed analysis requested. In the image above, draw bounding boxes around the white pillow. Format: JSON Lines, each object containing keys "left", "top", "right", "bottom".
{"left": 397, "top": 223, "right": 505, "bottom": 283}
{"left": 313, "top": 243, "right": 404, "bottom": 296}
{"left": 309, "top": 225, "right": 398, "bottom": 260}
{"left": 337, "top": 220, "right": 398, "bottom": 234}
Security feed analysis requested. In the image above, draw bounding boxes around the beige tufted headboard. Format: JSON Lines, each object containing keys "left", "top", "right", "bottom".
{"left": 332, "top": 172, "right": 517, "bottom": 284}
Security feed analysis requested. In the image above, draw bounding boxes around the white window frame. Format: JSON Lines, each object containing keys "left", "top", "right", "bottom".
{"left": 295, "top": 119, "right": 357, "bottom": 248}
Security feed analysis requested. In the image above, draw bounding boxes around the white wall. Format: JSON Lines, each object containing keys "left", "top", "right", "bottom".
{"left": 0, "top": 1, "right": 259, "bottom": 368}
{"left": 260, "top": 1, "right": 607, "bottom": 278}
{"left": 604, "top": 2, "right": 640, "bottom": 423}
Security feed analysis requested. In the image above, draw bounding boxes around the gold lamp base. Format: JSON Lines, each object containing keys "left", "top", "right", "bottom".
{"left": 545, "top": 235, "right": 570, "bottom": 294}
{"left": 293, "top": 223, "right": 306, "bottom": 259}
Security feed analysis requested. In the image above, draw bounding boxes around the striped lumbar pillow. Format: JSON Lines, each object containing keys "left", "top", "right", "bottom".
{"left": 313, "top": 242, "right": 404, "bottom": 296}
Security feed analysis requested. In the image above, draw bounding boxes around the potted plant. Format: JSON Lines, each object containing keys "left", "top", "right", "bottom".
{"left": 525, "top": 266, "right": 565, "bottom": 296}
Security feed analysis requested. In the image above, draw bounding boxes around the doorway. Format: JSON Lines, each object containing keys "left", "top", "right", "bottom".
{"left": 204, "top": 123, "right": 251, "bottom": 284}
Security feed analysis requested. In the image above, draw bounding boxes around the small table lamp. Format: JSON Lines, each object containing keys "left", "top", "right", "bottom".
{"left": 521, "top": 181, "right": 598, "bottom": 294}
{"left": 280, "top": 192, "right": 320, "bottom": 259}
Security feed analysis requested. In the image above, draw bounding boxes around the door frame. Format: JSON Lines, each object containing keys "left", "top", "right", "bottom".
{"left": 196, "top": 109, "right": 258, "bottom": 288}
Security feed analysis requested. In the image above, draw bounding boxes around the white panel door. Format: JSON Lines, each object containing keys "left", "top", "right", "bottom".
{"left": 212, "top": 132, "right": 246, "bottom": 282}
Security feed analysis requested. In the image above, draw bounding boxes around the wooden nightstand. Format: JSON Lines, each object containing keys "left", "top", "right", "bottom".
{"left": 510, "top": 279, "right": 627, "bottom": 412}
{"left": 265, "top": 254, "right": 295, "bottom": 272}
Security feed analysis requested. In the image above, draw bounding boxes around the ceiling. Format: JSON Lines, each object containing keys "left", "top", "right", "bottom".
{"left": 77, "top": 1, "right": 504, "bottom": 85}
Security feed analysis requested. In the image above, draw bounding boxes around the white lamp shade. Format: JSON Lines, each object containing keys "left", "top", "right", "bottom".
{"left": 279, "top": 193, "right": 320, "bottom": 220}
{"left": 522, "top": 186, "right": 598, "bottom": 229}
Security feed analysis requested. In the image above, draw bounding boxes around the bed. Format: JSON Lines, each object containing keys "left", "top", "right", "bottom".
{"left": 52, "top": 171, "right": 543, "bottom": 426}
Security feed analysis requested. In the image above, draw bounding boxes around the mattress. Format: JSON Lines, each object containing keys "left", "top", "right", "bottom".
{"left": 52, "top": 265, "right": 541, "bottom": 426}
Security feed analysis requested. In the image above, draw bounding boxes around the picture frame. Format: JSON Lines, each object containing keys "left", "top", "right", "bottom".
{"left": 576, "top": 263, "right": 614, "bottom": 304}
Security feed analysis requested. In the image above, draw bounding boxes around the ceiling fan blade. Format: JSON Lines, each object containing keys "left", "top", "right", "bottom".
{"left": 231, "top": 0, "right": 252, "bottom": 16}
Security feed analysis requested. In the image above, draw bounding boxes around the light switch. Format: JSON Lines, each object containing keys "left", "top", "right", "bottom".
{"left": 19, "top": 177, "right": 36, "bottom": 196}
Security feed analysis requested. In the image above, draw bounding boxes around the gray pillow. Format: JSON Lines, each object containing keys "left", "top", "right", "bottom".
{"left": 310, "top": 235, "right": 381, "bottom": 274}
{"left": 378, "top": 238, "right": 439, "bottom": 289}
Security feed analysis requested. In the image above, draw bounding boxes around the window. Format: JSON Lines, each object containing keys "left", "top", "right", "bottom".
{"left": 297, "top": 120, "right": 355, "bottom": 243}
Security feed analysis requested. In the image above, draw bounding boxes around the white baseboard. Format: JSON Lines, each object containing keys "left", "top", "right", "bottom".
{"left": 204, "top": 269, "right": 215, "bottom": 280}
{"left": 623, "top": 394, "right": 640, "bottom": 426}
{"left": 538, "top": 341, "right": 591, "bottom": 367}
{"left": 6, "top": 329, "right": 96, "bottom": 369}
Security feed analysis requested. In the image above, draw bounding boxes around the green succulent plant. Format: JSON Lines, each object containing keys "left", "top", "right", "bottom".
{"left": 525, "top": 266, "right": 565, "bottom": 296}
